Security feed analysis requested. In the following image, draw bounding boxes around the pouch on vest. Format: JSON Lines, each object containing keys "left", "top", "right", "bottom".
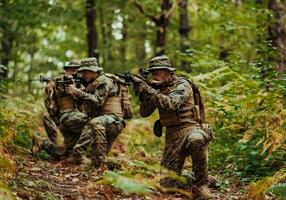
{"left": 153, "top": 120, "right": 163, "bottom": 137}
{"left": 120, "top": 84, "right": 133, "bottom": 119}
{"left": 184, "top": 78, "right": 205, "bottom": 123}
{"left": 59, "top": 96, "right": 75, "bottom": 113}
{"left": 105, "top": 73, "right": 133, "bottom": 119}
{"left": 201, "top": 123, "right": 214, "bottom": 143}
{"left": 44, "top": 82, "right": 60, "bottom": 118}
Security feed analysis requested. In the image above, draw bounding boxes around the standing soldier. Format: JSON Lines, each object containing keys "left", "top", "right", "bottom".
{"left": 66, "top": 57, "right": 130, "bottom": 168}
{"left": 132, "top": 55, "right": 215, "bottom": 199}
{"left": 32, "top": 60, "right": 88, "bottom": 159}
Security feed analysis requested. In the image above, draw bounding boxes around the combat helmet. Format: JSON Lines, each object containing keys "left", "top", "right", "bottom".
{"left": 77, "top": 57, "right": 103, "bottom": 73}
{"left": 63, "top": 60, "right": 80, "bottom": 69}
{"left": 149, "top": 55, "right": 176, "bottom": 72}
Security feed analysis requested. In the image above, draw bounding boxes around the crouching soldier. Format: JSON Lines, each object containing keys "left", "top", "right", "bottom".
{"left": 132, "top": 55, "right": 215, "bottom": 199}
{"left": 66, "top": 57, "right": 131, "bottom": 168}
{"left": 32, "top": 60, "right": 88, "bottom": 159}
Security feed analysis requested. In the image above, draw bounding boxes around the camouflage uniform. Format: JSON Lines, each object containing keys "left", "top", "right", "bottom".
{"left": 43, "top": 76, "right": 62, "bottom": 143}
{"left": 71, "top": 58, "right": 125, "bottom": 167}
{"left": 39, "top": 61, "right": 88, "bottom": 158}
{"left": 136, "top": 55, "right": 212, "bottom": 189}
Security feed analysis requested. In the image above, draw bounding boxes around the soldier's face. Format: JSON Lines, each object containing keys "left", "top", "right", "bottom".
{"left": 80, "top": 70, "right": 98, "bottom": 83}
{"left": 151, "top": 69, "right": 172, "bottom": 82}
{"left": 64, "top": 67, "right": 79, "bottom": 76}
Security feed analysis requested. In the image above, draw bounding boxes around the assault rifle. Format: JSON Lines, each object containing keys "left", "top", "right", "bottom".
{"left": 29, "top": 75, "right": 51, "bottom": 83}
{"left": 57, "top": 75, "right": 83, "bottom": 89}
{"left": 30, "top": 75, "right": 83, "bottom": 89}
{"left": 116, "top": 68, "right": 150, "bottom": 84}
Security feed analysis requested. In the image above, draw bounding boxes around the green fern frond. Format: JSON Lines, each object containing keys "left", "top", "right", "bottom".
{"left": 267, "top": 183, "right": 286, "bottom": 198}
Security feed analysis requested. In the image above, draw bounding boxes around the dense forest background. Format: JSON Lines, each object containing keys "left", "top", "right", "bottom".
{"left": 0, "top": 0, "right": 285, "bottom": 199}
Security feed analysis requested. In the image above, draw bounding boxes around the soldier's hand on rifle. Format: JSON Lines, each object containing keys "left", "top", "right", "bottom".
{"left": 66, "top": 85, "right": 80, "bottom": 96}
{"left": 133, "top": 81, "right": 146, "bottom": 93}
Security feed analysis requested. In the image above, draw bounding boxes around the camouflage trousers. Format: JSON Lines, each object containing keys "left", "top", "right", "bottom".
{"left": 160, "top": 125, "right": 210, "bottom": 188}
{"left": 42, "top": 111, "right": 88, "bottom": 158}
{"left": 43, "top": 115, "right": 58, "bottom": 143}
{"left": 73, "top": 115, "right": 124, "bottom": 167}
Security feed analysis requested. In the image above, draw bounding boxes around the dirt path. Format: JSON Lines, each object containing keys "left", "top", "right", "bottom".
{"left": 9, "top": 154, "right": 245, "bottom": 200}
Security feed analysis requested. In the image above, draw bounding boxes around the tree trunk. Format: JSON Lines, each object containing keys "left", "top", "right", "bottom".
{"left": 134, "top": 0, "right": 175, "bottom": 56}
{"left": 120, "top": 15, "right": 128, "bottom": 65}
{"left": 106, "top": 19, "right": 114, "bottom": 62}
{"left": 234, "top": 0, "right": 242, "bottom": 6}
{"left": 268, "top": 0, "right": 286, "bottom": 73}
{"left": 28, "top": 54, "right": 34, "bottom": 94}
{"left": 136, "top": 23, "right": 147, "bottom": 67}
{"left": 86, "top": 0, "right": 99, "bottom": 60}
{"left": 0, "top": 1, "right": 14, "bottom": 95}
{"left": 178, "top": 0, "right": 190, "bottom": 47}
{"left": 155, "top": 0, "right": 172, "bottom": 56}
{"left": 0, "top": 30, "right": 13, "bottom": 90}
{"left": 178, "top": 0, "right": 191, "bottom": 71}
{"left": 99, "top": 5, "right": 107, "bottom": 68}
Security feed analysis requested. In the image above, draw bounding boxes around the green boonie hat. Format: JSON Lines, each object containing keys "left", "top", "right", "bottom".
{"left": 149, "top": 55, "right": 176, "bottom": 72}
{"left": 77, "top": 57, "right": 103, "bottom": 73}
{"left": 64, "top": 60, "right": 80, "bottom": 69}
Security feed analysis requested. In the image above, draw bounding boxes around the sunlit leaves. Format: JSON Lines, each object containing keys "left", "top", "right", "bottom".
{"left": 99, "top": 171, "right": 155, "bottom": 195}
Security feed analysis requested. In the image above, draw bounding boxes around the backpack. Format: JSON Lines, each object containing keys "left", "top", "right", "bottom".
{"left": 183, "top": 78, "right": 205, "bottom": 124}
{"left": 44, "top": 81, "right": 60, "bottom": 121}
{"left": 184, "top": 78, "right": 214, "bottom": 141}
{"left": 105, "top": 73, "right": 133, "bottom": 119}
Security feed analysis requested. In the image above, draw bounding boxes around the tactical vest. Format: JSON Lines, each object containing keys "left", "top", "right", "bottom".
{"left": 55, "top": 76, "right": 76, "bottom": 113}
{"left": 86, "top": 74, "right": 124, "bottom": 118}
{"left": 44, "top": 82, "right": 60, "bottom": 118}
{"left": 99, "top": 95, "right": 123, "bottom": 118}
{"left": 58, "top": 95, "right": 75, "bottom": 113}
{"left": 158, "top": 77, "right": 204, "bottom": 127}
{"left": 105, "top": 73, "right": 133, "bottom": 119}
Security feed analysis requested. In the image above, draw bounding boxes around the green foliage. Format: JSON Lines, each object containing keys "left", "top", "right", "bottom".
{"left": 245, "top": 169, "right": 286, "bottom": 199}
{"left": 0, "top": 182, "right": 17, "bottom": 200}
{"left": 0, "top": 105, "right": 36, "bottom": 151}
{"left": 267, "top": 183, "right": 286, "bottom": 199}
{"left": 188, "top": 67, "right": 286, "bottom": 180}
{"left": 0, "top": 155, "right": 15, "bottom": 179}
{"left": 0, "top": 99, "right": 40, "bottom": 181}
{"left": 180, "top": 66, "right": 286, "bottom": 181}
{"left": 99, "top": 171, "right": 155, "bottom": 195}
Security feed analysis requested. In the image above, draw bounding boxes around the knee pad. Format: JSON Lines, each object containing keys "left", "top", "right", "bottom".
{"left": 186, "top": 128, "right": 205, "bottom": 149}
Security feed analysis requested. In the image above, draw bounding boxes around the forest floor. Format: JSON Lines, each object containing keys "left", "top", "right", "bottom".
{"left": 8, "top": 152, "right": 245, "bottom": 200}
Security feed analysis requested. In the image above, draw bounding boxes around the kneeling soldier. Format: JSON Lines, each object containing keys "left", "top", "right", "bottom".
{"left": 32, "top": 61, "right": 88, "bottom": 159}
{"left": 67, "top": 58, "right": 128, "bottom": 168}
{"left": 132, "top": 55, "right": 215, "bottom": 199}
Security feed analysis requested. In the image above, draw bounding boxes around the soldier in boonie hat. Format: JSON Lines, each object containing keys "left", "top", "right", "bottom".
{"left": 77, "top": 57, "right": 103, "bottom": 73}
{"left": 64, "top": 60, "right": 81, "bottom": 69}
{"left": 63, "top": 60, "right": 81, "bottom": 76}
{"left": 149, "top": 55, "right": 176, "bottom": 72}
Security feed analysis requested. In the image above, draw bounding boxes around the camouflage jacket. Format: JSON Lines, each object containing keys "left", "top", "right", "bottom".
{"left": 139, "top": 76, "right": 195, "bottom": 126}
{"left": 73, "top": 73, "right": 120, "bottom": 118}
{"left": 44, "top": 74, "right": 82, "bottom": 122}
{"left": 44, "top": 74, "right": 67, "bottom": 122}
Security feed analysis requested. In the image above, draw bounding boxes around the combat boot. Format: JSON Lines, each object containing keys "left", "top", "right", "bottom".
{"left": 31, "top": 136, "right": 43, "bottom": 155}
{"left": 65, "top": 152, "right": 84, "bottom": 165}
{"left": 208, "top": 175, "right": 220, "bottom": 189}
{"left": 192, "top": 185, "right": 215, "bottom": 200}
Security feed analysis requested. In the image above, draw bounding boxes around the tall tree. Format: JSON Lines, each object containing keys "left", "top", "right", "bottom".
{"left": 120, "top": 15, "right": 128, "bottom": 65}
{"left": 178, "top": 0, "right": 191, "bottom": 71}
{"left": 268, "top": 0, "right": 286, "bottom": 73}
{"left": 134, "top": 0, "right": 177, "bottom": 55}
{"left": 86, "top": 0, "right": 99, "bottom": 59}
{"left": 0, "top": 0, "right": 15, "bottom": 94}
